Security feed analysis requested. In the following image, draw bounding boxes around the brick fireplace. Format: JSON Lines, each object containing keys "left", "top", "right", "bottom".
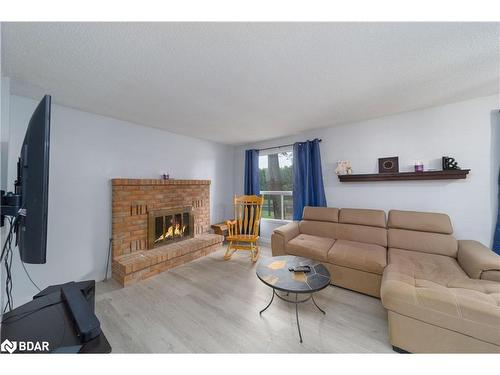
{"left": 111, "top": 179, "right": 224, "bottom": 286}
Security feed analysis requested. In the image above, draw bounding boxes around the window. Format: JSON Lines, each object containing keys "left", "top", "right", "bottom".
{"left": 259, "top": 150, "right": 293, "bottom": 221}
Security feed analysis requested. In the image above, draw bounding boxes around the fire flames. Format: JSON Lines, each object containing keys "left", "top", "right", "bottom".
{"left": 155, "top": 223, "right": 187, "bottom": 243}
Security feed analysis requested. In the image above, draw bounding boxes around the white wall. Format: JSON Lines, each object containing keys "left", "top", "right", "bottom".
{"left": 4, "top": 94, "right": 235, "bottom": 308}
{"left": 235, "top": 95, "right": 500, "bottom": 245}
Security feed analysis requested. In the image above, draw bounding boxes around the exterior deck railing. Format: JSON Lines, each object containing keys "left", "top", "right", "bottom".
{"left": 260, "top": 190, "right": 293, "bottom": 221}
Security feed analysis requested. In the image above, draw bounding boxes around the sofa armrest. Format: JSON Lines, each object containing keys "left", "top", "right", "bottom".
{"left": 481, "top": 270, "right": 500, "bottom": 282}
{"left": 457, "top": 240, "right": 500, "bottom": 279}
{"left": 271, "top": 222, "right": 300, "bottom": 256}
{"left": 273, "top": 222, "right": 300, "bottom": 242}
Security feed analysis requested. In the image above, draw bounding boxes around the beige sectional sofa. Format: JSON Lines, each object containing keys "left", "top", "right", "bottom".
{"left": 271, "top": 206, "right": 500, "bottom": 353}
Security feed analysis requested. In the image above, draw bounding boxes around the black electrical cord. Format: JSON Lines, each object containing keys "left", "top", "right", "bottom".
{"left": 3, "top": 252, "right": 12, "bottom": 313}
{"left": 8, "top": 243, "right": 13, "bottom": 311}
{"left": 6, "top": 219, "right": 14, "bottom": 312}
{"left": 2, "top": 215, "right": 42, "bottom": 314}
{"left": 104, "top": 238, "right": 112, "bottom": 281}
{"left": 21, "top": 259, "right": 41, "bottom": 292}
{"left": 0, "top": 215, "right": 15, "bottom": 261}
{"left": 2, "top": 217, "right": 15, "bottom": 313}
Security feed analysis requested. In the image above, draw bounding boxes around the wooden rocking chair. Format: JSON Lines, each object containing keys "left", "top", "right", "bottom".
{"left": 224, "top": 195, "right": 264, "bottom": 262}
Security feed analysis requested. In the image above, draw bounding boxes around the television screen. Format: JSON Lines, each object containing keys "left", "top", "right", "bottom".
{"left": 17, "top": 95, "right": 51, "bottom": 264}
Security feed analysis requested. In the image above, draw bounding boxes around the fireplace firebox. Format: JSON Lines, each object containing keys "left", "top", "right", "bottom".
{"left": 147, "top": 206, "right": 194, "bottom": 249}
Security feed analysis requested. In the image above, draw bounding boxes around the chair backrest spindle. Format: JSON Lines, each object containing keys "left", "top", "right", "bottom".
{"left": 232, "top": 195, "right": 264, "bottom": 237}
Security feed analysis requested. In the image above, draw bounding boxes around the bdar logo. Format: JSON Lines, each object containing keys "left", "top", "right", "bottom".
{"left": 1, "top": 339, "right": 17, "bottom": 354}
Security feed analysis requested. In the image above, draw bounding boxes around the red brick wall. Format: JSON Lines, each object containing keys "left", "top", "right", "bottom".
{"left": 111, "top": 179, "right": 210, "bottom": 259}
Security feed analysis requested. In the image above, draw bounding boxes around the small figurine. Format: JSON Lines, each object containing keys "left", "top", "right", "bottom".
{"left": 335, "top": 160, "right": 353, "bottom": 175}
{"left": 161, "top": 173, "right": 170, "bottom": 180}
{"left": 442, "top": 156, "right": 460, "bottom": 170}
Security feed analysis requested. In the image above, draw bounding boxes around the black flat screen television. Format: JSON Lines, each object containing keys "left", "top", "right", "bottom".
{"left": 16, "top": 95, "right": 51, "bottom": 264}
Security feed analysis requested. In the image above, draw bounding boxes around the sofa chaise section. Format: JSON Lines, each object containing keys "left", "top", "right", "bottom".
{"left": 381, "top": 210, "right": 500, "bottom": 353}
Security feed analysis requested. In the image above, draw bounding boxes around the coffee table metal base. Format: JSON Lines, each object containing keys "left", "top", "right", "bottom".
{"left": 259, "top": 289, "right": 326, "bottom": 343}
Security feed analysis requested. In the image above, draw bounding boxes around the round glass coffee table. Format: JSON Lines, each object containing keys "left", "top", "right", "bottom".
{"left": 256, "top": 255, "right": 331, "bottom": 343}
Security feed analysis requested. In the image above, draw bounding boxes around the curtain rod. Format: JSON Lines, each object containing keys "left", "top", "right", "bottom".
{"left": 257, "top": 139, "right": 322, "bottom": 152}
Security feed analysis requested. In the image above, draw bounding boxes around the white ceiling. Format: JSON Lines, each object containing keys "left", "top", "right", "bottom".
{"left": 2, "top": 22, "right": 499, "bottom": 145}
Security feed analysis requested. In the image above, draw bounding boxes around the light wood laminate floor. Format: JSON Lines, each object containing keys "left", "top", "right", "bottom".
{"left": 95, "top": 246, "right": 392, "bottom": 353}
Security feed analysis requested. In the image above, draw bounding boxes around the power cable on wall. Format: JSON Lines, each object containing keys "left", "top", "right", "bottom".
{"left": 104, "top": 238, "right": 112, "bottom": 281}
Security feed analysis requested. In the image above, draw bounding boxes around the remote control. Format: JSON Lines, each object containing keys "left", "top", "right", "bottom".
{"left": 288, "top": 265, "right": 311, "bottom": 273}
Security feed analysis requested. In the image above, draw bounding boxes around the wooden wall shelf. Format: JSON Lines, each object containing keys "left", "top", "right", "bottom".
{"left": 338, "top": 169, "right": 470, "bottom": 182}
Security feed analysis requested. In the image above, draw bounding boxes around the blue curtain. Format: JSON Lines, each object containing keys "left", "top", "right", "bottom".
{"left": 494, "top": 168, "right": 500, "bottom": 254}
{"left": 244, "top": 149, "right": 260, "bottom": 195}
{"left": 292, "top": 139, "right": 327, "bottom": 220}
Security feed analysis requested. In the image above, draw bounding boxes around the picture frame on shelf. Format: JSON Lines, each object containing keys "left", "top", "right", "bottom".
{"left": 378, "top": 157, "right": 399, "bottom": 173}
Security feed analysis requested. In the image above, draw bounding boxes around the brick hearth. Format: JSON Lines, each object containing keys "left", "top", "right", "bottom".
{"left": 111, "top": 178, "right": 223, "bottom": 286}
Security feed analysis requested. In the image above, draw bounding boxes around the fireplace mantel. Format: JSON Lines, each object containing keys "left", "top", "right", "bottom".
{"left": 112, "top": 178, "right": 211, "bottom": 186}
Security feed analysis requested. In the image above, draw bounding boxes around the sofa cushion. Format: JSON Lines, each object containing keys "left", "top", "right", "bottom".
{"left": 388, "top": 248, "right": 467, "bottom": 286}
{"left": 299, "top": 220, "right": 337, "bottom": 239}
{"left": 327, "top": 239, "right": 387, "bottom": 275}
{"left": 388, "top": 210, "right": 453, "bottom": 234}
{"left": 336, "top": 223, "right": 387, "bottom": 247}
{"left": 388, "top": 228, "right": 458, "bottom": 258}
{"left": 381, "top": 261, "right": 500, "bottom": 346}
{"left": 302, "top": 206, "right": 339, "bottom": 222}
{"left": 287, "top": 234, "right": 335, "bottom": 261}
{"left": 339, "top": 208, "right": 386, "bottom": 228}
